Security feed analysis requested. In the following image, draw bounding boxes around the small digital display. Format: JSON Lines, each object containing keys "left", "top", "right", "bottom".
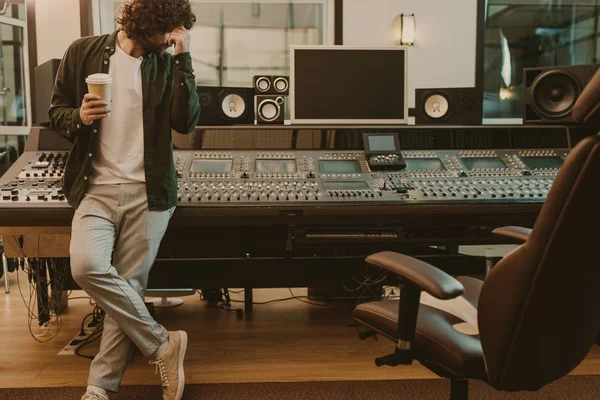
{"left": 461, "top": 157, "right": 507, "bottom": 170}
{"left": 319, "top": 160, "right": 362, "bottom": 174}
{"left": 368, "top": 135, "right": 396, "bottom": 152}
{"left": 192, "top": 159, "right": 233, "bottom": 173}
{"left": 323, "top": 181, "right": 370, "bottom": 190}
{"left": 255, "top": 160, "right": 297, "bottom": 173}
{"left": 405, "top": 158, "right": 446, "bottom": 171}
{"left": 522, "top": 156, "right": 563, "bottom": 170}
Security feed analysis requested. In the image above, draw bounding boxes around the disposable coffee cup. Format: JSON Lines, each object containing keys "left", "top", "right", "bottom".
{"left": 85, "top": 73, "right": 113, "bottom": 111}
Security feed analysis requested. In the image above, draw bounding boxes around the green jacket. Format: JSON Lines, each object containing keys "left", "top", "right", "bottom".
{"left": 49, "top": 30, "right": 200, "bottom": 211}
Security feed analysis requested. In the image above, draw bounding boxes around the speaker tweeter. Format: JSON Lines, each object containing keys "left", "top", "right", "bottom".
{"left": 253, "top": 75, "right": 289, "bottom": 95}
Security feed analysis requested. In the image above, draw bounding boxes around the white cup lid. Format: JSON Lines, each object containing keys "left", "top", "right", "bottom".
{"left": 86, "top": 73, "right": 112, "bottom": 85}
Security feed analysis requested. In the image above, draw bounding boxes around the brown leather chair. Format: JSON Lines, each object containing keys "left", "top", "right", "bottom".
{"left": 353, "top": 134, "right": 600, "bottom": 399}
{"left": 573, "top": 67, "right": 600, "bottom": 123}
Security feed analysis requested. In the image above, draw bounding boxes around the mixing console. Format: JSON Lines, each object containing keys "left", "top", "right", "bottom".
{"left": 0, "top": 148, "right": 568, "bottom": 207}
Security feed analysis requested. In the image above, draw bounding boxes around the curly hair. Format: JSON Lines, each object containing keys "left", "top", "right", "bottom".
{"left": 117, "top": 0, "right": 196, "bottom": 40}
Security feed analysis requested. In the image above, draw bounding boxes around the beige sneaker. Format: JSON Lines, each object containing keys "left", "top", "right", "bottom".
{"left": 81, "top": 391, "right": 109, "bottom": 400}
{"left": 149, "top": 330, "right": 188, "bottom": 400}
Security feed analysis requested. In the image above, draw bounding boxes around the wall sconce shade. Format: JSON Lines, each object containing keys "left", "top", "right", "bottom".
{"left": 392, "top": 14, "right": 416, "bottom": 46}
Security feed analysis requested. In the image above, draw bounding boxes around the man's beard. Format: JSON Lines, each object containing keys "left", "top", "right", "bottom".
{"left": 139, "top": 38, "right": 169, "bottom": 55}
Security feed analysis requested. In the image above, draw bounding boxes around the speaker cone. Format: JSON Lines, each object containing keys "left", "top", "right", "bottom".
{"left": 274, "top": 77, "right": 289, "bottom": 93}
{"left": 424, "top": 94, "right": 450, "bottom": 119}
{"left": 198, "top": 92, "right": 212, "bottom": 107}
{"left": 256, "top": 77, "right": 271, "bottom": 93}
{"left": 531, "top": 71, "right": 580, "bottom": 118}
{"left": 221, "top": 94, "right": 246, "bottom": 119}
{"left": 258, "top": 98, "right": 281, "bottom": 121}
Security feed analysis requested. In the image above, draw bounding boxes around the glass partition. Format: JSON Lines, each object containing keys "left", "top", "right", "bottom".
{"left": 94, "top": 0, "right": 333, "bottom": 87}
{"left": 483, "top": 0, "right": 600, "bottom": 121}
{"left": 0, "top": 14, "right": 31, "bottom": 135}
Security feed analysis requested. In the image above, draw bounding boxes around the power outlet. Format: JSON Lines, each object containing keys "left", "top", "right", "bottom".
{"left": 58, "top": 319, "right": 103, "bottom": 356}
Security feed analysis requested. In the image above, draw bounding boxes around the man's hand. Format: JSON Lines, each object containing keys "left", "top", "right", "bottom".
{"left": 80, "top": 94, "right": 110, "bottom": 126}
{"left": 168, "top": 26, "right": 191, "bottom": 55}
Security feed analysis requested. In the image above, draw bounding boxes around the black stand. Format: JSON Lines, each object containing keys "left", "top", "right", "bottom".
{"left": 450, "top": 378, "right": 469, "bottom": 400}
{"left": 244, "top": 287, "right": 253, "bottom": 315}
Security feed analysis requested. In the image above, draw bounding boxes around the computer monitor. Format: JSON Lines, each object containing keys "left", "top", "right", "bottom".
{"left": 290, "top": 46, "right": 408, "bottom": 125}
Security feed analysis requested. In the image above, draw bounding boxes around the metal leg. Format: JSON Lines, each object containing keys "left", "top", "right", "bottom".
{"left": 244, "top": 287, "right": 253, "bottom": 315}
{"left": 2, "top": 250, "right": 9, "bottom": 294}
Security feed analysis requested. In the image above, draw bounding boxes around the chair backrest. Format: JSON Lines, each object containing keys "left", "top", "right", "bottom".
{"left": 478, "top": 134, "right": 600, "bottom": 391}
{"left": 573, "top": 68, "right": 600, "bottom": 123}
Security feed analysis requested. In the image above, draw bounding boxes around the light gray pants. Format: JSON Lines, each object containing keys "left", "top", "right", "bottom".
{"left": 70, "top": 183, "right": 174, "bottom": 392}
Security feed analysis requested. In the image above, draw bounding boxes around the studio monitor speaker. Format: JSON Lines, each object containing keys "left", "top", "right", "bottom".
{"left": 34, "top": 59, "right": 61, "bottom": 126}
{"left": 523, "top": 64, "right": 599, "bottom": 124}
{"left": 256, "top": 95, "right": 285, "bottom": 124}
{"left": 415, "top": 87, "right": 482, "bottom": 125}
{"left": 253, "top": 75, "right": 289, "bottom": 95}
{"left": 196, "top": 86, "right": 255, "bottom": 125}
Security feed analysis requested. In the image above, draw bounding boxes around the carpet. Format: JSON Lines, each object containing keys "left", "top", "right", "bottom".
{"left": 1, "top": 376, "right": 599, "bottom": 399}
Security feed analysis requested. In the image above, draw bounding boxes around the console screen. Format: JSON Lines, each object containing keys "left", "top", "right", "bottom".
{"left": 522, "top": 156, "right": 563, "bottom": 170}
{"left": 191, "top": 159, "right": 233, "bottom": 173}
{"left": 405, "top": 158, "right": 446, "bottom": 171}
{"left": 318, "top": 160, "right": 362, "bottom": 174}
{"left": 368, "top": 135, "right": 396, "bottom": 151}
{"left": 461, "top": 157, "right": 507, "bottom": 170}
{"left": 255, "top": 160, "right": 297, "bottom": 173}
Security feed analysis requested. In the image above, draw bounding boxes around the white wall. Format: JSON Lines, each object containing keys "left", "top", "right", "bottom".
{"left": 343, "top": 0, "right": 478, "bottom": 108}
{"left": 35, "top": 0, "right": 81, "bottom": 64}
{"left": 33, "top": 0, "right": 479, "bottom": 97}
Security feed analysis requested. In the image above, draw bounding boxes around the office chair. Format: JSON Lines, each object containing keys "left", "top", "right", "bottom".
{"left": 573, "top": 67, "right": 600, "bottom": 124}
{"left": 353, "top": 134, "right": 600, "bottom": 399}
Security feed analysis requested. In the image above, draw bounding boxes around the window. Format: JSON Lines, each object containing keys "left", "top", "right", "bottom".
{"left": 483, "top": 0, "right": 600, "bottom": 121}
{"left": 93, "top": 0, "right": 334, "bottom": 87}
{"left": 0, "top": 14, "right": 31, "bottom": 134}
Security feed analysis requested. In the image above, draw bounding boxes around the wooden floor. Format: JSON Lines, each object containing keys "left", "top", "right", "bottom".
{"left": 1, "top": 268, "right": 599, "bottom": 390}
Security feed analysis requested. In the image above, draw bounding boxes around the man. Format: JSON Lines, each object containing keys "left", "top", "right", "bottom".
{"left": 48, "top": 1, "right": 200, "bottom": 399}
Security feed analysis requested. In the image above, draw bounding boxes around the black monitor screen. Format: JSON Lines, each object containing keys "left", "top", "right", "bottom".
{"left": 293, "top": 48, "right": 406, "bottom": 121}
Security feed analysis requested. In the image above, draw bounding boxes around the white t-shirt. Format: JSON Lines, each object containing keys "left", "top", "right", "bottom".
{"left": 91, "top": 41, "right": 145, "bottom": 184}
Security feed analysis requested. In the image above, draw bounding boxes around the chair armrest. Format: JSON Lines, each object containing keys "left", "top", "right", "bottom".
{"left": 365, "top": 251, "right": 464, "bottom": 300}
{"left": 492, "top": 226, "right": 532, "bottom": 242}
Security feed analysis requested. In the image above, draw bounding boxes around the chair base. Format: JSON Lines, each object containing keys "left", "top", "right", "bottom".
{"left": 450, "top": 378, "right": 469, "bottom": 400}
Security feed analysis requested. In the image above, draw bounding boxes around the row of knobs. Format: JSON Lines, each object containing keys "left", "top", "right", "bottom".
{"left": 178, "top": 191, "right": 320, "bottom": 202}
{"left": 1, "top": 189, "right": 65, "bottom": 202}
{"left": 180, "top": 181, "right": 318, "bottom": 191}
{"left": 327, "top": 190, "right": 378, "bottom": 198}
{"left": 25, "top": 170, "right": 63, "bottom": 178}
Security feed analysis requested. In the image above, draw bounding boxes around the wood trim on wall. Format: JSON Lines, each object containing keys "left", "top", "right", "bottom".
{"left": 475, "top": 0, "right": 485, "bottom": 91}
{"left": 80, "top": 0, "right": 91, "bottom": 37}
{"left": 26, "top": 0, "right": 37, "bottom": 120}
{"left": 334, "top": 0, "right": 343, "bottom": 45}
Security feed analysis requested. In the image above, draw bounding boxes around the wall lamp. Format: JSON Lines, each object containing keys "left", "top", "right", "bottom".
{"left": 0, "top": 0, "right": 11, "bottom": 16}
{"left": 392, "top": 14, "right": 416, "bottom": 46}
